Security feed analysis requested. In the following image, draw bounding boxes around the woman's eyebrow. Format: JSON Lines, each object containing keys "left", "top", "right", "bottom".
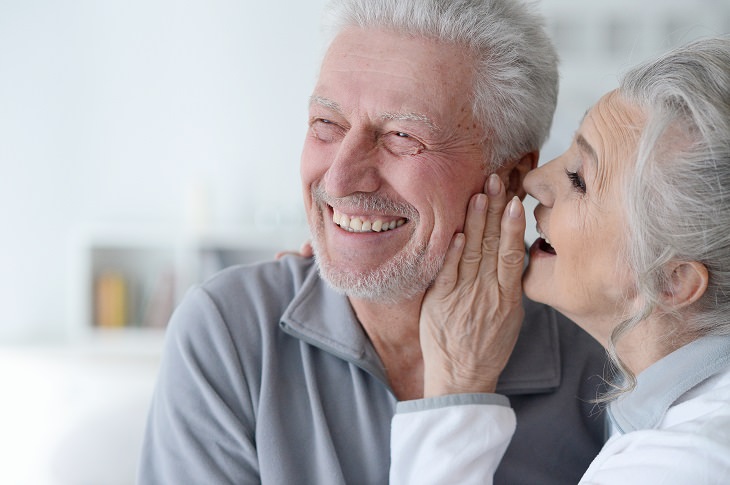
{"left": 576, "top": 134, "right": 599, "bottom": 167}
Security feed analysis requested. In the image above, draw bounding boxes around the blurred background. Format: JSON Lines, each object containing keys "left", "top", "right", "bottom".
{"left": 1, "top": 0, "right": 729, "bottom": 483}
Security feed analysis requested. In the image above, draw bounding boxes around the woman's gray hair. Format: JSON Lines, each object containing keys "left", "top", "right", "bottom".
{"left": 607, "top": 35, "right": 730, "bottom": 397}
{"left": 320, "top": 0, "right": 559, "bottom": 170}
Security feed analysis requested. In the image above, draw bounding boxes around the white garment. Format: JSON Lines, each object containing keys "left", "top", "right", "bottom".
{"left": 391, "top": 335, "right": 730, "bottom": 484}
{"left": 390, "top": 394, "right": 515, "bottom": 485}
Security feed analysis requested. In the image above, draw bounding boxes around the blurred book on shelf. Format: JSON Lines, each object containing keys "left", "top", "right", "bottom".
{"left": 94, "top": 272, "right": 128, "bottom": 328}
{"left": 94, "top": 268, "right": 175, "bottom": 329}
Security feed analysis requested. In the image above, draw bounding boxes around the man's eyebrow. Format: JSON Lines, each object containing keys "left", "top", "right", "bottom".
{"left": 309, "top": 96, "right": 439, "bottom": 132}
{"left": 575, "top": 133, "right": 598, "bottom": 166}
{"left": 309, "top": 95, "right": 343, "bottom": 114}
{"left": 380, "top": 111, "right": 439, "bottom": 132}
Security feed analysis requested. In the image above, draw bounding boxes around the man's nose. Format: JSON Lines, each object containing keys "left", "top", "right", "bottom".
{"left": 323, "top": 131, "right": 381, "bottom": 198}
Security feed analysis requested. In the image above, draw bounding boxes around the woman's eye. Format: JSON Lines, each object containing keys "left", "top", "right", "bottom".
{"left": 382, "top": 131, "right": 424, "bottom": 156}
{"left": 565, "top": 169, "right": 586, "bottom": 193}
{"left": 310, "top": 118, "right": 344, "bottom": 142}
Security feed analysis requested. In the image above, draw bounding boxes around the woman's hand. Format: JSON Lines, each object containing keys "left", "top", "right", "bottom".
{"left": 275, "top": 241, "right": 314, "bottom": 260}
{"left": 421, "top": 174, "right": 526, "bottom": 397}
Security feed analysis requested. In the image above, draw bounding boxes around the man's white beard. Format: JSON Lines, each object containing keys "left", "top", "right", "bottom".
{"left": 307, "top": 184, "right": 444, "bottom": 303}
{"left": 313, "top": 237, "right": 442, "bottom": 304}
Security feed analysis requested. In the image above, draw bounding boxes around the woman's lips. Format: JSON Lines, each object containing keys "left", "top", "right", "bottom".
{"left": 538, "top": 237, "right": 556, "bottom": 255}
{"left": 530, "top": 237, "right": 556, "bottom": 256}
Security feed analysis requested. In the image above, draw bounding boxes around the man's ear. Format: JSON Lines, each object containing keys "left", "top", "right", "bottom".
{"left": 663, "top": 261, "right": 709, "bottom": 310}
{"left": 497, "top": 151, "right": 539, "bottom": 201}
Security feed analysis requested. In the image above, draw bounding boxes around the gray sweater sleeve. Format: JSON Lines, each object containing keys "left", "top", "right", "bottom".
{"left": 137, "top": 286, "right": 260, "bottom": 484}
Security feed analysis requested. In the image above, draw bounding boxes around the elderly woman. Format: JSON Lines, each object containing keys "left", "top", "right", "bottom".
{"left": 390, "top": 36, "right": 730, "bottom": 484}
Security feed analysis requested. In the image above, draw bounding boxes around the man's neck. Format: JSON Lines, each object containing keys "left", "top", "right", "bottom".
{"left": 350, "top": 296, "right": 425, "bottom": 401}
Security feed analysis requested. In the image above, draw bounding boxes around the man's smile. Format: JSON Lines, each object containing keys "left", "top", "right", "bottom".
{"left": 332, "top": 207, "right": 408, "bottom": 233}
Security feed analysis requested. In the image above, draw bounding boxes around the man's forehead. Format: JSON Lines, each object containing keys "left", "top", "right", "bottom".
{"left": 321, "top": 26, "right": 471, "bottom": 80}
{"left": 311, "top": 27, "right": 477, "bottom": 139}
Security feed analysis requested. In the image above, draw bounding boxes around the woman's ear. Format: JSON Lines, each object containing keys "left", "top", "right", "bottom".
{"left": 663, "top": 261, "right": 709, "bottom": 310}
{"left": 497, "top": 151, "right": 539, "bottom": 201}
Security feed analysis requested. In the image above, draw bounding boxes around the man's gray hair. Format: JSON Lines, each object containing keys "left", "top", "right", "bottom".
{"left": 608, "top": 35, "right": 730, "bottom": 396}
{"left": 321, "top": 0, "right": 559, "bottom": 170}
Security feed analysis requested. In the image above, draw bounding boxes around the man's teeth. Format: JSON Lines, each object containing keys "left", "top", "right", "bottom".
{"left": 332, "top": 209, "right": 406, "bottom": 233}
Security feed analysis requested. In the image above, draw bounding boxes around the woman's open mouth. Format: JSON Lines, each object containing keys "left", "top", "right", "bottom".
{"left": 533, "top": 227, "right": 556, "bottom": 255}
{"left": 538, "top": 237, "right": 556, "bottom": 255}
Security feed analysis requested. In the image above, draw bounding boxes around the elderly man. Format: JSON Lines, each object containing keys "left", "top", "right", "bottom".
{"left": 139, "top": 0, "right": 606, "bottom": 483}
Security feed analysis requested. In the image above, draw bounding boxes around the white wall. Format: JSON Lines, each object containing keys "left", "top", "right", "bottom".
{"left": 0, "top": 0, "right": 328, "bottom": 341}
{"left": 538, "top": 0, "right": 730, "bottom": 162}
{"left": 1, "top": 0, "right": 728, "bottom": 342}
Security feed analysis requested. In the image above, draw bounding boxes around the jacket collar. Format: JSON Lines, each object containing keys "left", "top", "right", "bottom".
{"left": 280, "top": 260, "right": 562, "bottom": 395}
{"left": 279, "top": 261, "right": 388, "bottom": 381}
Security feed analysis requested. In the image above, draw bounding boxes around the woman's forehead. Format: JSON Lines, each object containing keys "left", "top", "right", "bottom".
{"left": 580, "top": 91, "right": 647, "bottom": 195}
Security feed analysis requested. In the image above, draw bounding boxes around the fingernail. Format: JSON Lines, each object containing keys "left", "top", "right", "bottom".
{"left": 475, "top": 193, "right": 487, "bottom": 210}
{"left": 488, "top": 174, "right": 501, "bottom": 196}
{"left": 453, "top": 233, "right": 465, "bottom": 248}
{"left": 508, "top": 196, "right": 523, "bottom": 218}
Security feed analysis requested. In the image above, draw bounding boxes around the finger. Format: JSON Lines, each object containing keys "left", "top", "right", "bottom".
{"left": 300, "top": 241, "right": 314, "bottom": 258}
{"left": 457, "top": 192, "right": 488, "bottom": 283}
{"left": 275, "top": 240, "right": 314, "bottom": 260}
{"left": 498, "top": 197, "right": 526, "bottom": 303}
{"left": 431, "top": 232, "right": 465, "bottom": 297}
{"left": 275, "top": 250, "right": 296, "bottom": 260}
{"left": 481, "top": 174, "right": 509, "bottom": 269}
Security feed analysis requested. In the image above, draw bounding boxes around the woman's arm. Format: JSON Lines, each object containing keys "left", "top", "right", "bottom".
{"left": 390, "top": 174, "right": 527, "bottom": 484}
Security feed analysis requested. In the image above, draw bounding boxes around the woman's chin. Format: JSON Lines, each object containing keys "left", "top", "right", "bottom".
{"left": 522, "top": 266, "right": 546, "bottom": 303}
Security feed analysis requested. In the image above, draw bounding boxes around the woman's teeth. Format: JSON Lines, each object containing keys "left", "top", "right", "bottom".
{"left": 332, "top": 209, "right": 406, "bottom": 233}
{"left": 539, "top": 239, "right": 555, "bottom": 253}
{"left": 538, "top": 230, "right": 556, "bottom": 254}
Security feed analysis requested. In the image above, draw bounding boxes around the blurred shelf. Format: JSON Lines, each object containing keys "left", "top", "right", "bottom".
{"left": 68, "top": 224, "right": 311, "bottom": 341}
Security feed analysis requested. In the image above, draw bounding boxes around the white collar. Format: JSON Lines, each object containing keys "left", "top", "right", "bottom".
{"left": 608, "top": 334, "right": 730, "bottom": 433}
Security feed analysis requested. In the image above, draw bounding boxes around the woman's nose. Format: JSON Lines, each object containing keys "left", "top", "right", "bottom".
{"left": 523, "top": 162, "right": 555, "bottom": 208}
